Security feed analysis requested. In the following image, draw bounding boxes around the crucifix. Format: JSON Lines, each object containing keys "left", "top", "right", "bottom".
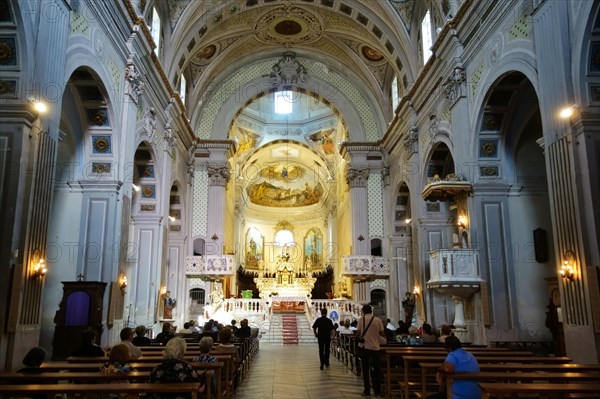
{"left": 77, "top": 273, "right": 84, "bottom": 282}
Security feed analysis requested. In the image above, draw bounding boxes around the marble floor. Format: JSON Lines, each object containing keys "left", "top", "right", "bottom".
{"left": 235, "top": 342, "right": 367, "bottom": 399}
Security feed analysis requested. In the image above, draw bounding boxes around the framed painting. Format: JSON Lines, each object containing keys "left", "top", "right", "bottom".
{"left": 245, "top": 227, "right": 263, "bottom": 269}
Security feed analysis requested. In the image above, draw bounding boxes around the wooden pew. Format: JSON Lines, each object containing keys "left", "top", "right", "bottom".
{"left": 400, "top": 355, "right": 571, "bottom": 399}
{"left": 0, "top": 382, "right": 205, "bottom": 399}
{"left": 478, "top": 382, "right": 600, "bottom": 398}
{"left": 381, "top": 347, "right": 538, "bottom": 399}
{"left": 447, "top": 372, "right": 600, "bottom": 398}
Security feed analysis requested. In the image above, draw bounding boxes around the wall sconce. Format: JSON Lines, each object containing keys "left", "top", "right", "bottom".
{"left": 413, "top": 286, "right": 420, "bottom": 296}
{"left": 211, "top": 233, "right": 219, "bottom": 241}
{"left": 161, "top": 286, "right": 167, "bottom": 295}
{"left": 357, "top": 235, "right": 365, "bottom": 241}
{"left": 120, "top": 275, "right": 128, "bottom": 292}
{"left": 28, "top": 97, "right": 48, "bottom": 114}
{"left": 405, "top": 218, "right": 412, "bottom": 224}
{"left": 132, "top": 184, "right": 140, "bottom": 192}
{"left": 33, "top": 259, "right": 47, "bottom": 277}
{"left": 560, "top": 250, "right": 576, "bottom": 281}
{"left": 168, "top": 216, "right": 176, "bottom": 222}
{"left": 457, "top": 214, "right": 467, "bottom": 229}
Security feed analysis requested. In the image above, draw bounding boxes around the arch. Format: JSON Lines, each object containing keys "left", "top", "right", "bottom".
{"left": 422, "top": 141, "right": 456, "bottom": 183}
{"left": 572, "top": 0, "right": 600, "bottom": 110}
{"left": 193, "top": 237, "right": 206, "bottom": 256}
{"left": 190, "top": 56, "right": 385, "bottom": 141}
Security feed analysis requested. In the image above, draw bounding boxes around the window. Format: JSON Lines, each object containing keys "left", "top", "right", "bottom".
{"left": 274, "top": 91, "right": 293, "bottom": 114}
{"left": 391, "top": 76, "right": 400, "bottom": 111}
{"left": 421, "top": 10, "right": 433, "bottom": 64}
{"left": 179, "top": 74, "right": 186, "bottom": 104}
{"left": 274, "top": 229, "right": 294, "bottom": 247}
{"left": 151, "top": 7, "right": 161, "bottom": 52}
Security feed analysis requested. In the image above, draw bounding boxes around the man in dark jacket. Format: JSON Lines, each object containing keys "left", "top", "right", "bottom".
{"left": 312, "top": 307, "right": 334, "bottom": 370}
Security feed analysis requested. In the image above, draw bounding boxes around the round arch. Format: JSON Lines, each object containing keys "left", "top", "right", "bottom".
{"left": 189, "top": 56, "right": 385, "bottom": 141}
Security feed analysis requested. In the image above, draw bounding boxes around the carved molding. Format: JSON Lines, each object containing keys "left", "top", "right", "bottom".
{"left": 346, "top": 166, "right": 370, "bottom": 188}
{"left": 442, "top": 66, "right": 466, "bottom": 104}
{"left": 124, "top": 62, "right": 144, "bottom": 104}
{"left": 207, "top": 162, "right": 231, "bottom": 186}
{"left": 404, "top": 126, "right": 419, "bottom": 155}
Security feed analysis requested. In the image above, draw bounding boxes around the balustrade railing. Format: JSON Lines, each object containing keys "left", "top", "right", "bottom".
{"left": 342, "top": 256, "right": 390, "bottom": 279}
{"left": 223, "top": 298, "right": 270, "bottom": 314}
{"left": 310, "top": 299, "right": 362, "bottom": 322}
{"left": 185, "top": 255, "right": 235, "bottom": 277}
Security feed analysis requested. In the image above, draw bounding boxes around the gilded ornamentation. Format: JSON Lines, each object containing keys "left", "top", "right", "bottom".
{"left": 0, "top": 40, "right": 14, "bottom": 64}
{"left": 92, "top": 135, "right": 111, "bottom": 154}
{"left": 480, "top": 139, "right": 499, "bottom": 158}
{"left": 254, "top": 6, "right": 323, "bottom": 46}
{"left": 140, "top": 204, "right": 155, "bottom": 212}
{"left": 92, "top": 162, "right": 111, "bottom": 174}
{"left": 125, "top": 62, "right": 144, "bottom": 104}
{"left": 0, "top": 78, "right": 17, "bottom": 97}
{"left": 362, "top": 46, "right": 384, "bottom": 62}
{"left": 442, "top": 66, "right": 466, "bottom": 103}
{"left": 480, "top": 166, "right": 499, "bottom": 177}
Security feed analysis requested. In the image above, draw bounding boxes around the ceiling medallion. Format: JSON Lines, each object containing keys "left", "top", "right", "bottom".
{"left": 361, "top": 46, "right": 384, "bottom": 62}
{"left": 255, "top": 6, "right": 323, "bottom": 46}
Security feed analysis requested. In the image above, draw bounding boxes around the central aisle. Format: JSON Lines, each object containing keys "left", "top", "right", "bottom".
{"left": 236, "top": 342, "right": 366, "bottom": 399}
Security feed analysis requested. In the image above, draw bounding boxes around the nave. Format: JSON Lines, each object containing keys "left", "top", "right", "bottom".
{"left": 236, "top": 343, "right": 364, "bottom": 399}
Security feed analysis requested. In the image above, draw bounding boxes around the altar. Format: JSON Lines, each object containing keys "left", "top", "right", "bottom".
{"left": 254, "top": 261, "right": 316, "bottom": 298}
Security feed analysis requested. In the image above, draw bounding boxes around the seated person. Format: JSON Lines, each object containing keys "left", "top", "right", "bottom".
{"left": 235, "top": 319, "right": 251, "bottom": 338}
{"left": 421, "top": 323, "right": 438, "bottom": 344}
{"left": 428, "top": 336, "right": 480, "bottom": 399}
{"left": 72, "top": 329, "right": 105, "bottom": 357}
{"left": 119, "top": 327, "right": 142, "bottom": 359}
{"left": 18, "top": 346, "right": 47, "bottom": 373}
{"left": 132, "top": 325, "right": 152, "bottom": 346}
{"left": 191, "top": 337, "right": 217, "bottom": 397}
{"left": 179, "top": 322, "right": 193, "bottom": 334}
{"left": 101, "top": 343, "right": 133, "bottom": 373}
{"left": 155, "top": 322, "right": 175, "bottom": 346}
{"left": 149, "top": 338, "right": 201, "bottom": 398}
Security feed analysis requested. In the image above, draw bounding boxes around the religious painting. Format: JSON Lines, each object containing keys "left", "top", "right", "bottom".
{"left": 245, "top": 227, "right": 263, "bottom": 269}
{"left": 307, "top": 128, "right": 336, "bottom": 155}
{"left": 246, "top": 162, "right": 323, "bottom": 207}
{"left": 304, "top": 228, "right": 323, "bottom": 269}
{"left": 235, "top": 127, "right": 260, "bottom": 155}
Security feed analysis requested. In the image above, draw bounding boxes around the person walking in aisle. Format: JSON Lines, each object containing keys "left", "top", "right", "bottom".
{"left": 312, "top": 307, "right": 334, "bottom": 370}
{"left": 357, "top": 304, "right": 385, "bottom": 397}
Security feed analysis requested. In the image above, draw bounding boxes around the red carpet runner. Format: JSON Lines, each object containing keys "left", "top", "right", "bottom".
{"left": 281, "top": 314, "right": 299, "bottom": 344}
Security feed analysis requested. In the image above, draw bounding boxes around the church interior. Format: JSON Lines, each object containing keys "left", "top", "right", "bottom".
{"left": 1, "top": 0, "right": 600, "bottom": 374}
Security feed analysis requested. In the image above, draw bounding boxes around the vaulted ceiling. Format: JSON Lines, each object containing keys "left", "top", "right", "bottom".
{"left": 155, "top": 0, "right": 432, "bottom": 141}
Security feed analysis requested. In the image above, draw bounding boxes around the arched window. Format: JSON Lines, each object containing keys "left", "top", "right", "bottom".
{"left": 391, "top": 76, "right": 400, "bottom": 111}
{"left": 151, "top": 7, "right": 161, "bottom": 52}
{"left": 179, "top": 74, "right": 186, "bottom": 105}
{"left": 421, "top": 10, "right": 433, "bottom": 64}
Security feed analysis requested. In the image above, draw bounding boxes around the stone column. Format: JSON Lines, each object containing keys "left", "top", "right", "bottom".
{"left": 206, "top": 162, "right": 230, "bottom": 255}
{"left": 346, "top": 166, "right": 370, "bottom": 255}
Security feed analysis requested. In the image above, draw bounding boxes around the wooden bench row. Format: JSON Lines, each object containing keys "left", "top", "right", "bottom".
{"left": 2, "top": 334, "right": 260, "bottom": 399}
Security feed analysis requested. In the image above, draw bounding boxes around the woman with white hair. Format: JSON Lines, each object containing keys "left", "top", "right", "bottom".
{"left": 148, "top": 337, "right": 200, "bottom": 393}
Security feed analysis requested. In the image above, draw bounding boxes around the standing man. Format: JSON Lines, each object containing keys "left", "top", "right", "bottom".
{"left": 356, "top": 304, "right": 385, "bottom": 397}
{"left": 312, "top": 307, "right": 334, "bottom": 370}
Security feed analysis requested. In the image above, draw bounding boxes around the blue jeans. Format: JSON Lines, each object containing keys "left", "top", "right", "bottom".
{"left": 360, "top": 348, "right": 382, "bottom": 395}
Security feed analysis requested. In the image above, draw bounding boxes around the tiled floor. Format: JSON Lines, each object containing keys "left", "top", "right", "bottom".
{"left": 236, "top": 342, "right": 367, "bottom": 399}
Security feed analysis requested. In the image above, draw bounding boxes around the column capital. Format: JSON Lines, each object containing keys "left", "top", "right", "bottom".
{"left": 207, "top": 162, "right": 231, "bottom": 186}
{"left": 124, "top": 61, "right": 145, "bottom": 104}
{"left": 346, "top": 166, "right": 370, "bottom": 188}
